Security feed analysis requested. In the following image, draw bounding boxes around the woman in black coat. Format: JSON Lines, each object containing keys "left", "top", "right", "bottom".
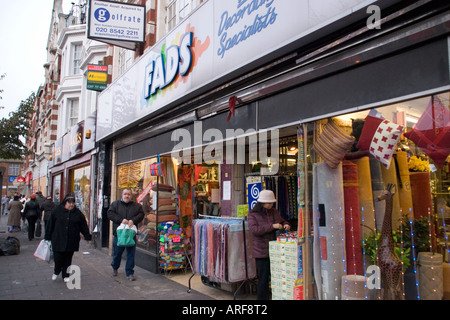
{"left": 44, "top": 194, "right": 92, "bottom": 282}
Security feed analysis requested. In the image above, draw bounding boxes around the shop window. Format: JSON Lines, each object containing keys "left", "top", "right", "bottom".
{"left": 116, "top": 157, "right": 178, "bottom": 254}
{"left": 70, "top": 165, "right": 91, "bottom": 223}
{"left": 304, "top": 91, "right": 450, "bottom": 300}
{"left": 52, "top": 174, "right": 62, "bottom": 204}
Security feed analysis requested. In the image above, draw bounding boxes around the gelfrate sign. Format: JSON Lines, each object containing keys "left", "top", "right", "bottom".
{"left": 88, "top": 0, "right": 145, "bottom": 50}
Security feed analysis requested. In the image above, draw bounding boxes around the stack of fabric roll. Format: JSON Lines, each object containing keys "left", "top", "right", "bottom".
{"left": 158, "top": 221, "right": 185, "bottom": 270}
{"left": 148, "top": 183, "right": 177, "bottom": 223}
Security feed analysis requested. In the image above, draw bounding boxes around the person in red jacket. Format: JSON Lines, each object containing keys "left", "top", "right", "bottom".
{"left": 248, "top": 189, "right": 290, "bottom": 300}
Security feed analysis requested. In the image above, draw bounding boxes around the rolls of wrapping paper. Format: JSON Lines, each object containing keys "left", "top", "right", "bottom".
{"left": 351, "top": 157, "right": 375, "bottom": 237}
{"left": 341, "top": 275, "right": 369, "bottom": 300}
{"left": 370, "top": 158, "right": 385, "bottom": 231}
{"left": 313, "top": 162, "right": 346, "bottom": 300}
{"left": 395, "top": 151, "right": 414, "bottom": 218}
{"left": 443, "top": 263, "right": 450, "bottom": 300}
{"left": 343, "top": 161, "right": 363, "bottom": 275}
{"left": 380, "top": 158, "right": 401, "bottom": 230}
{"left": 410, "top": 171, "right": 433, "bottom": 219}
{"left": 418, "top": 252, "right": 443, "bottom": 300}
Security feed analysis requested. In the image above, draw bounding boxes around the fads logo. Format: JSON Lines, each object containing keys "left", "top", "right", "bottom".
{"left": 94, "top": 7, "right": 110, "bottom": 22}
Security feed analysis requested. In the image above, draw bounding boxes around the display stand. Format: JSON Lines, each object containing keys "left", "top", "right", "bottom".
{"left": 187, "top": 215, "right": 256, "bottom": 300}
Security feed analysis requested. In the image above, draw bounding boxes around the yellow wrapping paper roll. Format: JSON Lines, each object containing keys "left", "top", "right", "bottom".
{"left": 352, "top": 157, "right": 375, "bottom": 237}
{"left": 396, "top": 151, "right": 414, "bottom": 218}
{"left": 381, "top": 157, "right": 401, "bottom": 230}
{"left": 443, "top": 263, "right": 450, "bottom": 300}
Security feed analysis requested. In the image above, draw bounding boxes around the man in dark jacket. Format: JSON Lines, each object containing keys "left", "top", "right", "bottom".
{"left": 107, "top": 188, "right": 144, "bottom": 281}
{"left": 23, "top": 194, "right": 41, "bottom": 241}
{"left": 45, "top": 194, "right": 91, "bottom": 282}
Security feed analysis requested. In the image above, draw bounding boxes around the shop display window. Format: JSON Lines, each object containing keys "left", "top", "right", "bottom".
{"left": 116, "top": 157, "right": 178, "bottom": 254}
{"left": 70, "top": 165, "right": 91, "bottom": 223}
{"left": 304, "top": 92, "right": 450, "bottom": 300}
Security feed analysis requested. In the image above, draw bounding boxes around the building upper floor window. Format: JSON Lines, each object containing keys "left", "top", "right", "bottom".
{"left": 118, "top": 48, "right": 134, "bottom": 76}
{"left": 8, "top": 163, "right": 20, "bottom": 176}
{"left": 72, "top": 44, "right": 82, "bottom": 75}
{"left": 167, "top": 0, "right": 194, "bottom": 32}
{"left": 68, "top": 99, "right": 79, "bottom": 128}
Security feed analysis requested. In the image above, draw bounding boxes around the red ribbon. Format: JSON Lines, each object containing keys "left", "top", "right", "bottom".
{"left": 227, "top": 96, "right": 242, "bottom": 123}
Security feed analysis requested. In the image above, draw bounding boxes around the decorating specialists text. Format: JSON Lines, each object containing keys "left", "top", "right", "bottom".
{"left": 217, "top": 0, "right": 277, "bottom": 59}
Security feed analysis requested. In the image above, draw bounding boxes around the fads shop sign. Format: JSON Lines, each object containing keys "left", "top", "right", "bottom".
{"left": 87, "top": 0, "right": 145, "bottom": 50}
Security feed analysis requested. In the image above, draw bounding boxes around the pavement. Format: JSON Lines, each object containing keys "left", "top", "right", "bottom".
{"left": 0, "top": 213, "right": 246, "bottom": 301}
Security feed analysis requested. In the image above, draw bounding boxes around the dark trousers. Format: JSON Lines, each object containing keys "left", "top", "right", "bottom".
{"left": 53, "top": 251, "right": 75, "bottom": 278}
{"left": 255, "top": 258, "right": 271, "bottom": 300}
{"left": 111, "top": 236, "right": 136, "bottom": 276}
{"left": 26, "top": 215, "right": 38, "bottom": 240}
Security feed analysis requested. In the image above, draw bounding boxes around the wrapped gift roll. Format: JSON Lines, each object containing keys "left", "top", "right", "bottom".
{"left": 343, "top": 161, "right": 363, "bottom": 275}
{"left": 370, "top": 158, "right": 385, "bottom": 231}
{"left": 380, "top": 158, "right": 402, "bottom": 230}
{"left": 443, "top": 263, "right": 450, "bottom": 300}
{"left": 396, "top": 151, "right": 414, "bottom": 217}
{"left": 341, "top": 275, "right": 368, "bottom": 300}
{"left": 313, "top": 162, "right": 346, "bottom": 300}
{"left": 418, "top": 252, "right": 443, "bottom": 300}
{"left": 410, "top": 171, "right": 433, "bottom": 219}
{"left": 352, "top": 156, "right": 375, "bottom": 237}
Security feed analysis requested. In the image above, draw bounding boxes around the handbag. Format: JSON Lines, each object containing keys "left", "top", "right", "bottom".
{"left": 34, "top": 240, "right": 52, "bottom": 262}
{"left": 35, "top": 220, "right": 42, "bottom": 237}
{"left": 150, "top": 154, "right": 165, "bottom": 176}
{"left": 117, "top": 223, "right": 138, "bottom": 247}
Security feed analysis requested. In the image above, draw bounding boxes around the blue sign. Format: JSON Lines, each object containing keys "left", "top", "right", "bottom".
{"left": 247, "top": 182, "right": 261, "bottom": 211}
{"left": 9, "top": 176, "right": 17, "bottom": 183}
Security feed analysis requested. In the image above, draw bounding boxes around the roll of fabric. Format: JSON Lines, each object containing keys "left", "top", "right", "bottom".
{"left": 395, "top": 151, "right": 414, "bottom": 218}
{"left": 313, "top": 162, "right": 346, "bottom": 300}
{"left": 410, "top": 171, "right": 433, "bottom": 219}
{"left": 443, "top": 263, "right": 450, "bottom": 300}
{"left": 352, "top": 156, "right": 375, "bottom": 237}
{"left": 369, "top": 158, "right": 385, "bottom": 231}
{"left": 380, "top": 158, "right": 401, "bottom": 230}
{"left": 342, "top": 161, "right": 363, "bottom": 275}
{"left": 341, "top": 275, "right": 368, "bottom": 300}
{"left": 418, "top": 252, "right": 443, "bottom": 300}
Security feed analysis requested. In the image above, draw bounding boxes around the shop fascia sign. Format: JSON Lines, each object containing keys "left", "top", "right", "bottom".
{"left": 87, "top": 0, "right": 145, "bottom": 50}
{"left": 144, "top": 32, "right": 193, "bottom": 99}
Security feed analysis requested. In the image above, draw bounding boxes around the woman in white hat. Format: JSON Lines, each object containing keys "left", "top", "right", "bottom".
{"left": 248, "top": 189, "right": 290, "bottom": 300}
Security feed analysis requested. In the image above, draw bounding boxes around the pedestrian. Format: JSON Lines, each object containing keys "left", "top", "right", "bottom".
{"left": 35, "top": 191, "right": 46, "bottom": 212}
{"left": 41, "top": 195, "right": 56, "bottom": 233}
{"left": 44, "top": 194, "right": 92, "bottom": 282}
{"left": 7, "top": 195, "right": 23, "bottom": 232}
{"left": 2, "top": 195, "right": 10, "bottom": 215}
{"left": 107, "top": 188, "right": 144, "bottom": 281}
{"left": 22, "top": 194, "right": 42, "bottom": 241}
{"left": 248, "top": 190, "right": 291, "bottom": 300}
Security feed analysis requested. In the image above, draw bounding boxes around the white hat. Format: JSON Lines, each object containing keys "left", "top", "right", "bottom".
{"left": 258, "top": 190, "right": 277, "bottom": 203}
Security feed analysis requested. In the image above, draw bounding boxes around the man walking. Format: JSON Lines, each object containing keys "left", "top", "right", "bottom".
{"left": 107, "top": 188, "right": 144, "bottom": 281}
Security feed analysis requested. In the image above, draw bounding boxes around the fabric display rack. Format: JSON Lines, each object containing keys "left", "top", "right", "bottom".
{"left": 264, "top": 175, "right": 298, "bottom": 220}
{"left": 137, "top": 177, "right": 184, "bottom": 272}
{"left": 187, "top": 215, "right": 257, "bottom": 299}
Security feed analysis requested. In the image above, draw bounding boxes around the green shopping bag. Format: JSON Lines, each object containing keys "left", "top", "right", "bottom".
{"left": 117, "top": 223, "right": 137, "bottom": 247}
